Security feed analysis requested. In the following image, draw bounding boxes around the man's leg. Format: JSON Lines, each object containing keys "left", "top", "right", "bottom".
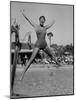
{"left": 20, "top": 47, "right": 39, "bottom": 80}
{"left": 44, "top": 46, "right": 60, "bottom": 66}
{"left": 11, "top": 46, "right": 19, "bottom": 96}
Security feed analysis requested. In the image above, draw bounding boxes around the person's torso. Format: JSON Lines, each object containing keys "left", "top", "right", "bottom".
{"left": 35, "top": 26, "right": 47, "bottom": 41}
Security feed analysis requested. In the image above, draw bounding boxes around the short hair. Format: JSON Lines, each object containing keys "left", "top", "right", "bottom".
{"left": 15, "top": 25, "right": 19, "bottom": 28}
{"left": 39, "top": 16, "right": 46, "bottom": 21}
{"left": 15, "top": 24, "right": 20, "bottom": 30}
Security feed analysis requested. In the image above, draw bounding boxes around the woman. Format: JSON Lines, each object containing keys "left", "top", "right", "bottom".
{"left": 20, "top": 10, "right": 60, "bottom": 80}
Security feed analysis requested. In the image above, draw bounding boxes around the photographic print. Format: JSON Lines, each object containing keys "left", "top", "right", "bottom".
{"left": 10, "top": 1, "right": 74, "bottom": 99}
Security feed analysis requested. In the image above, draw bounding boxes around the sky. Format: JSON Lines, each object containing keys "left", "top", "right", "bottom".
{"left": 11, "top": 2, "right": 73, "bottom": 46}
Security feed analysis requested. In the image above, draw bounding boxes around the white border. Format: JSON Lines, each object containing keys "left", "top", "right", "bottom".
{"left": 0, "top": 0, "right": 75, "bottom": 100}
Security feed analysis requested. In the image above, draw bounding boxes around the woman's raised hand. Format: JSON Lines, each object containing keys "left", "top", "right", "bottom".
{"left": 20, "top": 9, "right": 25, "bottom": 14}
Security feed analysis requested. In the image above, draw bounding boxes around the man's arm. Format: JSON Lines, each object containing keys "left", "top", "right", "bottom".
{"left": 45, "top": 19, "right": 55, "bottom": 29}
{"left": 21, "top": 10, "right": 37, "bottom": 28}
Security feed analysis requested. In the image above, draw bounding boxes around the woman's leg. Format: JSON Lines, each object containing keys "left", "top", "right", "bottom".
{"left": 20, "top": 47, "right": 39, "bottom": 80}
{"left": 44, "top": 46, "right": 60, "bottom": 66}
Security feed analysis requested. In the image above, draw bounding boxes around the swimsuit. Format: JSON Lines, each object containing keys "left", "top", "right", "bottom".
{"left": 11, "top": 25, "right": 22, "bottom": 50}
{"left": 35, "top": 26, "right": 47, "bottom": 49}
{"left": 35, "top": 39, "right": 47, "bottom": 49}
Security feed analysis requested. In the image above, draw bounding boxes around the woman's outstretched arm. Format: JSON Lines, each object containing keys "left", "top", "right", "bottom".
{"left": 21, "top": 9, "right": 37, "bottom": 28}
{"left": 45, "top": 19, "right": 55, "bottom": 29}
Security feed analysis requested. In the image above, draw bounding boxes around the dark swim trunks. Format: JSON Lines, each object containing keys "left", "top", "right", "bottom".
{"left": 35, "top": 39, "right": 47, "bottom": 49}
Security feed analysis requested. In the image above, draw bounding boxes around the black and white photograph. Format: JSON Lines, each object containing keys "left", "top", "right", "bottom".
{"left": 10, "top": 1, "right": 74, "bottom": 99}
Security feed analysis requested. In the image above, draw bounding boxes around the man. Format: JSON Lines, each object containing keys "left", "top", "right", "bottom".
{"left": 11, "top": 20, "right": 21, "bottom": 96}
